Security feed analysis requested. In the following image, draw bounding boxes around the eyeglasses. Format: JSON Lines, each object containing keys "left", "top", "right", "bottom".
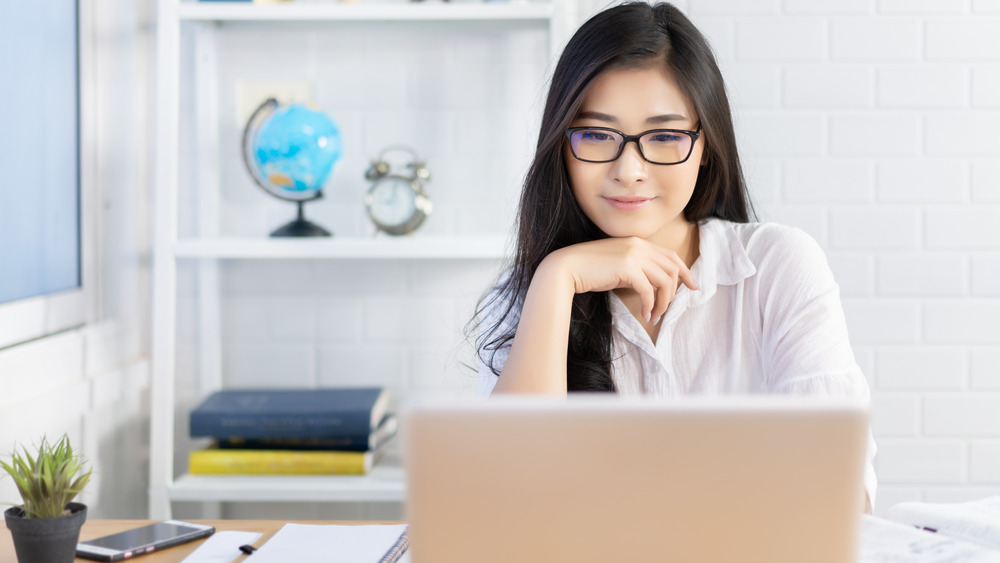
{"left": 565, "top": 124, "right": 702, "bottom": 165}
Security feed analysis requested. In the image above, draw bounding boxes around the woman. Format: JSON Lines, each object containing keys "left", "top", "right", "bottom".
{"left": 471, "top": 1, "right": 876, "bottom": 512}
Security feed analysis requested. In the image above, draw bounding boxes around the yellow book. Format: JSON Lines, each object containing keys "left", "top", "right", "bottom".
{"left": 189, "top": 447, "right": 380, "bottom": 475}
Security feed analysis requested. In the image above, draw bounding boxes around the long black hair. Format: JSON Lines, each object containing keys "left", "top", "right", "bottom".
{"left": 471, "top": 2, "right": 753, "bottom": 392}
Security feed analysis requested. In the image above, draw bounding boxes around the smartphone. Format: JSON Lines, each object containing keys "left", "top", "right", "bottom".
{"left": 76, "top": 520, "right": 215, "bottom": 561}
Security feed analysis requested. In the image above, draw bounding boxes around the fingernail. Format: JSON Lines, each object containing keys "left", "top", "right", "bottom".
{"left": 645, "top": 313, "right": 651, "bottom": 323}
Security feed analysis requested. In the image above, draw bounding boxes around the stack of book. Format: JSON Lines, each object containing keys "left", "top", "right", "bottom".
{"left": 187, "top": 387, "right": 395, "bottom": 476}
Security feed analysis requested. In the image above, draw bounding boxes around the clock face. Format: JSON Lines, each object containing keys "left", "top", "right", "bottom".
{"left": 370, "top": 177, "right": 418, "bottom": 227}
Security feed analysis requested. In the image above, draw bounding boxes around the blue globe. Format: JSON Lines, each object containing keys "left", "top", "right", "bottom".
{"left": 247, "top": 102, "right": 343, "bottom": 200}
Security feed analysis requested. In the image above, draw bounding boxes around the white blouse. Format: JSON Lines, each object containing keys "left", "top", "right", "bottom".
{"left": 478, "top": 218, "right": 877, "bottom": 506}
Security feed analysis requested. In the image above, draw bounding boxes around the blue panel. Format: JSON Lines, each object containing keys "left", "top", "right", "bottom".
{"left": 0, "top": 0, "right": 81, "bottom": 305}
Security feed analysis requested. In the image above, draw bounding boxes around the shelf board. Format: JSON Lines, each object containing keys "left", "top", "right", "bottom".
{"left": 170, "top": 456, "right": 405, "bottom": 502}
{"left": 178, "top": 2, "right": 554, "bottom": 22}
{"left": 174, "top": 235, "right": 510, "bottom": 259}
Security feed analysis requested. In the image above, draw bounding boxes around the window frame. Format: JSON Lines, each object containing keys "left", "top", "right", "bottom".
{"left": 0, "top": 0, "right": 96, "bottom": 351}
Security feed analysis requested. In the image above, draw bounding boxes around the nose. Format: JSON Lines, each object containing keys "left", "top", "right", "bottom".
{"left": 611, "top": 139, "right": 648, "bottom": 186}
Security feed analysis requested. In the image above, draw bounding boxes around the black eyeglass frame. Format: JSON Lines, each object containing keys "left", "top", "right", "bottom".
{"left": 564, "top": 124, "right": 703, "bottom": 165}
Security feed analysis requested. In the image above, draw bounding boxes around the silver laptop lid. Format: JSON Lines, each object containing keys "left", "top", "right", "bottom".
{"left": 404, "top": 395, "right": 868, "bottom": 563}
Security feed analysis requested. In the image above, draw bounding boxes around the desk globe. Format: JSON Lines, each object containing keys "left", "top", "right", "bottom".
{"left": 241, "top": 98, "right": 343, "bottom": 237}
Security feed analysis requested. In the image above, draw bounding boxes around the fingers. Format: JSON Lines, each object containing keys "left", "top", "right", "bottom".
{"left": 641, "top": 263, "right": 674, "bottom": 323}
{"left": 636, "top": 244, "right": 701, "bottom": 323}
{"left": 678, "top": 267, "right": 699, "bottom": 291}
{"left": 651, "top": 282, "right": 672, "bottom": 324}
{"left": 644, "top": 247, "right": 695, "bottom": 296}
{"left": 647, "top": 246, "right": 698, "bottom": 291}
{"left": 632, "top": 275, "right": 658, "bottom": 322}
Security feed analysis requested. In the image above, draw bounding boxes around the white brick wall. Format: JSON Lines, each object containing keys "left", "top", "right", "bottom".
{"left": 870, "top": 393, "right": 919, "bottom": 436}
{"left": 875, "top": 346, "right": 966, "bottom": 389}
{"left": 830, "top": 114, "right": 922, "bottom": 156}
{"left": 830, "top": 206, "right": 922, "bottom": 249}
{"left": 973, "top": 160, "right": 1000, "bottom": 200}
{"left": 972, "top": 66, "right": 1000, "bottom": 107}
{"left": 738, "top": 112, "right": 826, "bottom": 156}
{"left": 828, "top": 251, "right": 876, "bottom": 296}
{"left": 926, "top": 18, "right": 1000, "bottom": 60}
{"left": 736, "top": 18, "right": 827, "bottom": 61}
{"left": 926, "top": 206, "right": 1000, "bottom": 249}
{"left": 842, "top": 300, "right": 921, "bottom": 343}
{"left": 876, "top": 252, "right": 967, "bottom": 296}
{"left": 875, "top": 441, "right": 965, "bottom": 483}
{"left": 971, "top": 348, "right": 1000, "bottom": 389}
{"left": 831, "top": 19, "right": 922, "bottom": 61}
{"left": 784, "top": 64, "right": 874, "bottom": 108}
{"left": 877, "top": 65, "right": 967, "bottom": 108}
{"left": 925, "top": 115, "right": 1000, "bottom": 156}
{"left": 925, "top": 396, "right": 1000, "bottom": 436}
{"left": 924, "top": 302, "right": 1000, "bottom": 343}
{"left": 878, "top": 0, "right": 968, "bottom": 15}
{"left": 973, "top": 254, "right": 1000, "bottom": 295}
{"left": 784, "top": 158, "right": 873, "bottom": 203}
{"left": 876, "top": 159, "right": 967, "bottom": 203}
{"left": 970, "top": 442, "right": 1000, "bottom": 482}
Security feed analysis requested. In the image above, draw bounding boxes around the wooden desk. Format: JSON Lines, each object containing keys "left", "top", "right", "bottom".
{"left": 1, "top": 519, "right": 399, "bottom": 563}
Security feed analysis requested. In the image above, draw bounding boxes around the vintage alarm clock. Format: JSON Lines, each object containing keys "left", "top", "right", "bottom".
{"left": 364, "top": 146, "right": 432, "bottom": 236}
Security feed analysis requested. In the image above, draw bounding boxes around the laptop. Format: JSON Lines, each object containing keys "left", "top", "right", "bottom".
{"left": 403, "top": 395, "right": 869, "bottom": 563}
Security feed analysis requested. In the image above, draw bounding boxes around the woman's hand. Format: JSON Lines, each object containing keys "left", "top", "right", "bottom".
{"left": 541, "top": 237, "right": 698, "bottom": 324}
{"left": 493, "top": 236, "right": 697, "bottom": 395}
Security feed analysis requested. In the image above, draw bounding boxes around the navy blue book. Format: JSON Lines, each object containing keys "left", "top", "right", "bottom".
{"left": 215, "top": 414, "right": 398, "bottom": 452}
{"left": 189, "top": 387, "right": 388, "bottom": 440}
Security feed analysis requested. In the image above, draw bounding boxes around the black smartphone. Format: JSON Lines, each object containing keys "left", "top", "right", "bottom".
{"left": 76, "top": 519, "right": 215, "bottom": 561}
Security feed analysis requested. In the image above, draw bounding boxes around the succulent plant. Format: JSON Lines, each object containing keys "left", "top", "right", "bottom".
{"left": 1, "top": 435, "right": 92, "bottom": 519}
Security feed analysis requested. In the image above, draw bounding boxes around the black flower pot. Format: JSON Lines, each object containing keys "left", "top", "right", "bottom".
{"left": 4, "top": 502, "right": 87, "bottom": 563}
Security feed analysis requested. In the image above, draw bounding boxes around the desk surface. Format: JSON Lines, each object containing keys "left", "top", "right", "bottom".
{"left": 1, "top": 519, "right": 399, "bottom": 563}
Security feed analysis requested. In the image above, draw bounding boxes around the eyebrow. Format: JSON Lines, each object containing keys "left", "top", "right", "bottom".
{"left": 576, "top": 111, "right": 689, "bottom": 125}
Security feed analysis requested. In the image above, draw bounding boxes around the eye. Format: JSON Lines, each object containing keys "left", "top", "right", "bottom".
{"left": 646, "top": 132, "right": 684, "bottom": 144}
{"left": 578, "top": 130, "right": 617, "bottom": 143}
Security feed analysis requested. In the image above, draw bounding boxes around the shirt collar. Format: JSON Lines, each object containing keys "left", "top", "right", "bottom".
{"left": 609, "top": 218, "right": 758, "bottom": 353}
{"left": 687, "top": 217, "right": 757, "bottom": 307}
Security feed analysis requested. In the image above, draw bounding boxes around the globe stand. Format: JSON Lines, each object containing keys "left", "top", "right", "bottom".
{"left": 242, "top": 97, "right": 340, "bottom": 240}
{"left": 270, "top": 201, "right": 331, "bottom": 237}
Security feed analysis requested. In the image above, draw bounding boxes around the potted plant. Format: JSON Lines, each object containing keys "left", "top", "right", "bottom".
{"left": 2, "top": 434, "right": 92, "bottom": 563}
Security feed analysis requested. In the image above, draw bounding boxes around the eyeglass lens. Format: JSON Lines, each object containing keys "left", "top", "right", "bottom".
{"left": 568, "top": 129, "right": 693, "bottom": 164}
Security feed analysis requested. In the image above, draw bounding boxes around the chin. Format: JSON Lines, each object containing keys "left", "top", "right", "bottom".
{"left": 596, "top": 224, "right": 658, "bottom": 239}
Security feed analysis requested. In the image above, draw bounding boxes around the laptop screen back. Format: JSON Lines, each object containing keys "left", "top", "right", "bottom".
{"left": 404, "top": 396, "right": 868, "bottom": 563}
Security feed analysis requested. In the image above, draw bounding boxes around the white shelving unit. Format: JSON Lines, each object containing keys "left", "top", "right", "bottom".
{"left": 174, "top": 235, "right": 509, "bottom": 259}
{"left": 178, "top": 2, "right": 555, "bottom": 21}
{"left": 170, "top": 453, "right": 407, "bottom": 503}
{"left": 150, "top": 0, "right": 572, "bottom": 519}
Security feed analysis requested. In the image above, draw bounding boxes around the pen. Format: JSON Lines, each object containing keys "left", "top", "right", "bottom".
{"left": 916, "top": 525, "right": 999, "bottom": 550}
{"left": 378, "top": 526, "right": 409, "bottom": 563}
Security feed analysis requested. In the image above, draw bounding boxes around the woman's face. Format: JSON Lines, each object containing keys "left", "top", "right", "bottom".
{"left": 565, "top": 65, "right": 704, "bottom": 245}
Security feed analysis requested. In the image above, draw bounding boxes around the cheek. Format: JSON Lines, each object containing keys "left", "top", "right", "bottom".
{"left": 564, "top": 148, "right": 595, "bottom": 200}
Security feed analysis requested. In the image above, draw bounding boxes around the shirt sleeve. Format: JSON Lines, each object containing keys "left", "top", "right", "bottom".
{"left": 750, "top": 225, "right": 878, "bottom": 508}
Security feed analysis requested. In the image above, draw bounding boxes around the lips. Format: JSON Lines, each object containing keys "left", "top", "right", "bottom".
{"left": 604, "top": 196, "right": 653, "bottom": 210}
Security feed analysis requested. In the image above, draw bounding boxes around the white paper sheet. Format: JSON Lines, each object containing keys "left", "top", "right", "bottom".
{"left": 859, "top": 515, "right": 1000, "bottom": 563}
{"left": 180, "top": 531, "right": 262, "bottom": 563}
{"left": 886, "top": 496, "right": 1000, "bottom": 548}
{"left": 247, "top": 523, "right": 408, "bottom": 563}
